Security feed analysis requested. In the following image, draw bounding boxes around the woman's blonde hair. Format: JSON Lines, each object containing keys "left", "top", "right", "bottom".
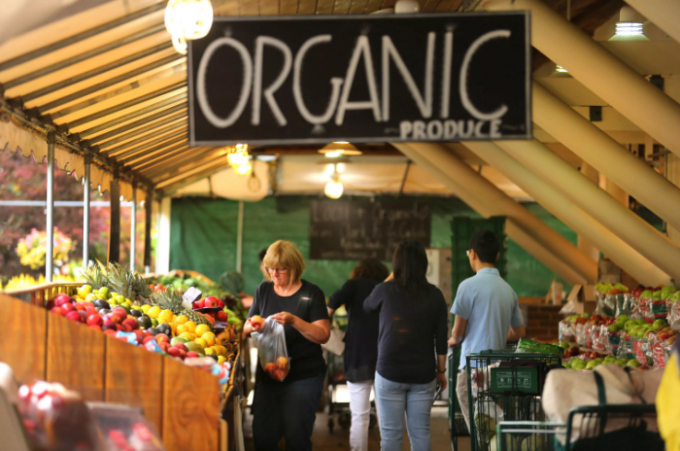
{"left": 262, "top": 240, "right": 306, "bottom": 284}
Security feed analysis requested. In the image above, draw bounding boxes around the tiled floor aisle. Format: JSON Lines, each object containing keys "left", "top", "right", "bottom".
{"left": 244, "top": 406, "right": 471, "bottom": 451}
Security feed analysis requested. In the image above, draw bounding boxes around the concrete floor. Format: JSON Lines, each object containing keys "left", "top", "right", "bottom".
{"left": 243, "top": 406, "right": 471, "bottom": 451}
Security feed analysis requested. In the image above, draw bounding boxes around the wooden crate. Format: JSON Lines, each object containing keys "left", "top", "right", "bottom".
{"left": 0, "top": 291, "right": 225, "bottom": 451}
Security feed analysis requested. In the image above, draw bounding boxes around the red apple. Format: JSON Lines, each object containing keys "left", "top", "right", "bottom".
{"left": 273, "top": 369, "right": 286, "bottom": 381}
{"left": 78, "top": 310, "right": 88, "bottom": 322}
{"left": 178, "top": 349, "right": 187, "bottom": 359}
{"left": 276, "top": 356, "right": 289, "bottom": 370}
{"left": 217, "top": 311, "right": 228, "bottom": 322}
{"left": 250, "top": 315, "right": 264, "bottom": 330}
{"left": 74, "top": 302, "right": 86, "bottom": 311}
{"left": 87, "top": 314, "right": 103, "bottom": 327}
{"left": 85, "top": 307, "right": 98, "bottom": 316}
{"left": 193, "top": 299, "right": 205, "bottom": 309}
{"left": 204, "top": 297, "right": 219, "bottom": 308}
{"left": 216, "top": 299, "right": 225, "bottom": 308}
{"left": 65, "top": 310, "right": 82, "bottom": 322}
{"left": 122, "top": 318, "right": 139, "bottom": 330}
{"left": 167, "top": 347, "right": 180, "bottom": 358}
{"left": 186, "top": 351, "right": 200, "bottom": 358}
{"left": 264, "top": 363, "right": 276, "bottom": 373}
{"left": 61, "top": 303, "right": 75, "bottom": 313}
{"left": 115, "top": 324, "right": 124, "bottom": 332}
{"left": 133, "top": 330, "right": 145, "bottom": 343}
{"left": 158, "top": 342, "right": 171, "bottom": 353}
{"left": 155, "top": 334, "right": 170, "bottom": 344}
{"left": 51, "top": 307, "right": 64, "bottom": 316}
{"left": 120, "top": 324, "right": 132, "bottom": 332}
{"left": 174, "top": 343, "right": 188, "bottom": 353}
{"left": 54, "top": 294, "right": 71, "bottom": 307}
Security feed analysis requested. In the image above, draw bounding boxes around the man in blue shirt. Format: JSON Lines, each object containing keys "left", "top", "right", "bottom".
{"left": 448, "top": 229, "right": 525, "bottom": 431}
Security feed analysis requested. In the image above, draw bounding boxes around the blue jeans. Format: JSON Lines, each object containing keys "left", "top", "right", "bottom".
{"left": 252, "top": 374, "right": 325, "bottom": 451}
{"left": 374, "top": 372, "right": 436, "bottom": 451}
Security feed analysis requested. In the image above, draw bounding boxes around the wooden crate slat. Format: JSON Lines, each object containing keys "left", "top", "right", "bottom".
{"left": 162, "top": 357, "right": 220, "bottom": 451}
{"left": 46, "top": 314, "right": 105, "bottom": 402}
{"left": 105, "top": 336, "right": 164, "bottom": 433}
{"left": 0, "top": 294, "right": 47, "bottom": 383}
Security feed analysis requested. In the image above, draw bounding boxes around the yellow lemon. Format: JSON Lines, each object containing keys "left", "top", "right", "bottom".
{"left": 194, "top": 337, "right": 208, "bottom": 348}
{"left": 204, "top": 347, "right": 216, "bottom": 356}
{"left": 202, "top": 332, "right": 216, "bottom": 346}
{"left": 213, "top": 345, "right": 227, "bottom": 356}
{"left": 157, "top": 318, "right": 168, "bottom": 325}
{"left": 147, "top": 306, "right": 162, "bottom": 319}
{"left": 176, "top": 324, "right": 189, "bottom": 335}
{"left": 184, "top": 321, "right": 196, "bottom": 333}
{"left": 159, "top": 309, "right": 174, "bottom": 322}
{"left": 195, "top": 324, "right": 211, "bottom": 336}
{"left": 217, "top": 356, "right": 226, "bottom": 364}
{"left": 141, "top": 305, "right": 151, "bottom": 313}
{"left": 174, "top": 315, "right": 189, "bottom": 325}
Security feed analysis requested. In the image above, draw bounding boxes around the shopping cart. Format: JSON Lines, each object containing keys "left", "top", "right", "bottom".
{"left": 496, "top": 403, "right": 662, "bottom": 451}
{"left": 466, "top": 351, "right": 562, "bottom": 451}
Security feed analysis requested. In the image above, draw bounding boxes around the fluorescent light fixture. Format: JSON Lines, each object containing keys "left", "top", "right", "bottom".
{"left": 615, "top": 22, "right": 643, "bottom": 36}
{"left": 555, "top": 65, "right": 568, "bottom": 73}
{"left": 610, "top": 6, "right": 648, "bottom": 41}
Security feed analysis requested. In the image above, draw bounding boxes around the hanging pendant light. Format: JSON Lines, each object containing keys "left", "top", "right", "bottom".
{"left": 324, "top": 164, "right": 344, "bottom": 199}
{"left": 165, "top": 0, "right": 214, "bottom": 54}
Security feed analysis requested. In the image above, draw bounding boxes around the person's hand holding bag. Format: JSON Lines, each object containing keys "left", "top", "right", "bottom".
{"left": 251, "top": 317, "right": 291, "bottom": 382}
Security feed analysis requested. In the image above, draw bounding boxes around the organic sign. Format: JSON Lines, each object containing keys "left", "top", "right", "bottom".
{"left": 188, "top": 12, "right": 531, "bottom": 145}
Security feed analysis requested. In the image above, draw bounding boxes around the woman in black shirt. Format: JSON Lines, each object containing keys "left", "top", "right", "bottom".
{"left": 244, "top": 240, "right": 331, "bottom": 451}
{"left": 327, "top": 258, "right": 389, "bottom": 451}
{"left": 364, "top": 240, "right": 448, "bottom": 451}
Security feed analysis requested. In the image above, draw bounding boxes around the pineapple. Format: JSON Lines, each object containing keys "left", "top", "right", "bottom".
{"left": 81, "top": 261, "right": 108, "bottom": 290}
{"left": 150, "top": 289, "right": 213, "bottom": 330}
{"left": 106, "top": 262, "right": 152, "bottom": 305}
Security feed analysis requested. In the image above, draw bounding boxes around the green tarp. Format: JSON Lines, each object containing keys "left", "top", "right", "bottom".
{"left": 170, "top": 196, "right": 576, "bottom": 298}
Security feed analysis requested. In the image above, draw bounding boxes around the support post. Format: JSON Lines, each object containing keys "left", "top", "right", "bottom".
{"left": 236, "top": 201, "right": 244, "bottom": 273}
{"left": 532, "top": 82, "right": 680, "bottom": 230}
{"left": 155, "top": 197, "right": 171, "bottom": 275}
{"left": 578, "top": 163, "right": 599, "bottom": 262}
{"left": 463, "top": 141, "right": 672, "bottom": 286}
{"left": 144, "top": 189, "right": 153, "bottom": 274}
{"left": 83, "top": 155, "right": 91, "bottom": 267}
{"left": 45, "top": 132, "right": 55, "bottom": 282}
{"left": 482, "top": 0, "right": 680, "bottom": 158}
{"left": 108, "top": 172, "right": 120, "bottom": 263}
{"left": 493, "top": 139, "right": 680, "bottom": 282}
{"left": 393, "top": 142, "right": 593, "bottom": 285}
{"left": 130, "top": 185, "right": 137, "bottom": 271}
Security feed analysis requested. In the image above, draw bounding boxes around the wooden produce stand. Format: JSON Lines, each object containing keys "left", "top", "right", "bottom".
{"left": 0, "top": 284, "right": 238, "bottom": 451}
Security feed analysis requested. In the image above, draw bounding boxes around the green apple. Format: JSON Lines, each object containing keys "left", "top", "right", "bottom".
{"left": 616, "top": 315, "right": 629, "bottom": 325}
{"left": 585, "top": 360, "right": 599, "bottom": 370}
{"left": 652, "top": 319, "right": 668, "bottom": 331}
{"left": 571, "top": 359, "right": 587, "bottom": 370}
{"left": 626, "top": 359, "right": 641, "bottom": 368}
{"left": 640, "top": 290, "right": 653, "bottom": 299}
{"left": 616, "top": 358, "right": 628, "bottom": 367}
{"left": 98, "top": 287, "right": 110, "bottom": 299}
{"left": 607, "top": 324, "right": 620, "bottom": 333}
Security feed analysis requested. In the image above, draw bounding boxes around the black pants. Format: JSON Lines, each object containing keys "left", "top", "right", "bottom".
{"left": 252, "top": 374, "right": 325, "bottom": 451}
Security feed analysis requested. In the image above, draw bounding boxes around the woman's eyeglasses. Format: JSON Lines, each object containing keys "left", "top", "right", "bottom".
{"left": 267, "top": 267, "right": 289, "bottom": 274}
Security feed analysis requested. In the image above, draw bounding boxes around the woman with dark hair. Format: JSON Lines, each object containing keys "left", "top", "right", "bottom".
{"left": 364, "top": 240, "right": 448, "bottom": 451}
{"left": 327, "top": 258, "right": 390, "bottom": 451}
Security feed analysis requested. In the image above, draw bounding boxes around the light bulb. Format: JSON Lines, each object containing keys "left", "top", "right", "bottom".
{"left": 555, "top": 65, "right": 568, "bottom": 73}
{"left": 324, "top": 151, "right": 342, "bottom": 158}
{"left": 324, "top": 177, "right": 343, "bottom": 199}
{"left": 615, "top": 22, "right": 643, "bottom": 36}
{"left": 172, "top": 34, "right": 187, "bottom": 55}
{"left": 165, "top": 0, "right": 213, "bottom": 40}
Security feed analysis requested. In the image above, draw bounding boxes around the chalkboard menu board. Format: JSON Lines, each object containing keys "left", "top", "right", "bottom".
{"left": 310, "top": 200, "right": 431, "bottom": 260}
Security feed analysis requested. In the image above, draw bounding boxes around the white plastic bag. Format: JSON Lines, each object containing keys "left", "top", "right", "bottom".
{"left": 251, "top": 317, "right": 290, "bottom": 381}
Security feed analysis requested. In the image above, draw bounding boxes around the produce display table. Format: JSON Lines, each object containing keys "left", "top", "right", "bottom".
{"left": 0, "top": 286, "right": 237, "bottom": 451}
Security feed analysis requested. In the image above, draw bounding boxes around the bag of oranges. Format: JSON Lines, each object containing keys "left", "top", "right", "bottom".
{"left": 251, "top": 316, "right": 290, "bottom": 381}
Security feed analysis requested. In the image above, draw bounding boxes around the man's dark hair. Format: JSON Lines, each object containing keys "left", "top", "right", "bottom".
{"left": 258, "top": 248, "right": 268, "bottom": 262}
{"left": 392, "top": 240, "right": 428, "bottom": 293}
{"left": 351, "top": 258, "right": 389, "bottom": 280}
{"left": 468, "top": 229, "right": 500, "bottom": 264}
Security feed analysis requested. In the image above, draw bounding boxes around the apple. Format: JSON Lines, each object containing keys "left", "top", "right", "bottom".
{"left": 273, "top": 369, "right": 286, "bottom": 381}
{"left": 158, "top": 342, "right": 171, "bottom": 353}
{"left": 85, "top": 307, "right": 98, "bottom": 317}
{"left": 87, "top": 314, "right": 103, "bottom": 327}
{"left": 216, "top": 299, "right": 225, "bottom": 308}
{"left": 186, "top": 351, "right": 200, "bottom": 358}
{"left": 178, "top": 349, "right": 187, "bottom": 359}
{"left": 276, "top": 357, "right": 289, "bottom": 369}
{"left": 250, "top": 315, "right": 264, "bottom": 329}
{"left": 155, "top": 334, "right": 170, "bottom": 344}
{"left": 174, "top": 343, "right": 188, "bottom": 353}
{"left": 264, "top": 363, "right": 276, "bottom": 373}
{"left": 65, "top": 310, "right": 82, "bottom": 322}
{"left": 217, "top": 311, "right": 228, "bottom": 322}
{"left": 61, "top": 303, "right": 75, "bottom": 313}
{"left": 122, "top": 318, "right": 139, "bottom": 330}
{"left": 133, "top": 330, "right": 145, "bottom": 343}
{"left": 167, "top": 347, "right": 180, "bottom": 358}
{"left": 78, "top": 311, "right": 88, "bottom": 322}
{"left": 51, "top": 307, "right": 64, "bottom": 316}
{"left": 54, "top": 294, "right": 72, "bottom": 307}
{"left": 193, "top": 299, "right": 205, "bottom": 309}
{"left": 204, "top": 297, "right": 219, "bottom": 308}
{"left": 74, "top": 303, "right": 86, "bottom": 311}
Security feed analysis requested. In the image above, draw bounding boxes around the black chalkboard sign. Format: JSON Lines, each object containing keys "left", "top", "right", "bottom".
{"left": 310, "top": 200, "right": 431, "bottom": 261}
{"left": 188, "top": 12, "right": 531, "bottom": 146}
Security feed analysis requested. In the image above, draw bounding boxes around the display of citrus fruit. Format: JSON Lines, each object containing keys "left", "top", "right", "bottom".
{"left": 195, "top": 324, "right": 211, "bottom": 336}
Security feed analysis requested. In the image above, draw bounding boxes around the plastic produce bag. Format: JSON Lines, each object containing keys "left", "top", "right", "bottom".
{"left": 251, "top": 317, "right": 290, "bottom": 382}
{"left": 515, "top": 338, "right": 564, "bottom": 357}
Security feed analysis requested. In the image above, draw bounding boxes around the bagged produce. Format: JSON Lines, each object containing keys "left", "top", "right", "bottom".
{"left": 251, "top": 316, "right": 290, "bottom": 382}
{"left": 515, "top": 338, "right": 564, "bottom": 357}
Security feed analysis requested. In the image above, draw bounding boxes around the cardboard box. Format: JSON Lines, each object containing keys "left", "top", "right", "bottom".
{"left": 563, "top": 284, "right": 597, "bottom": 314}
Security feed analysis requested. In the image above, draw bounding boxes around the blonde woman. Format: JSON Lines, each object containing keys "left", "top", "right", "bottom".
{"left": 244, "top": 240, "right": 331, "bottom": 451}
